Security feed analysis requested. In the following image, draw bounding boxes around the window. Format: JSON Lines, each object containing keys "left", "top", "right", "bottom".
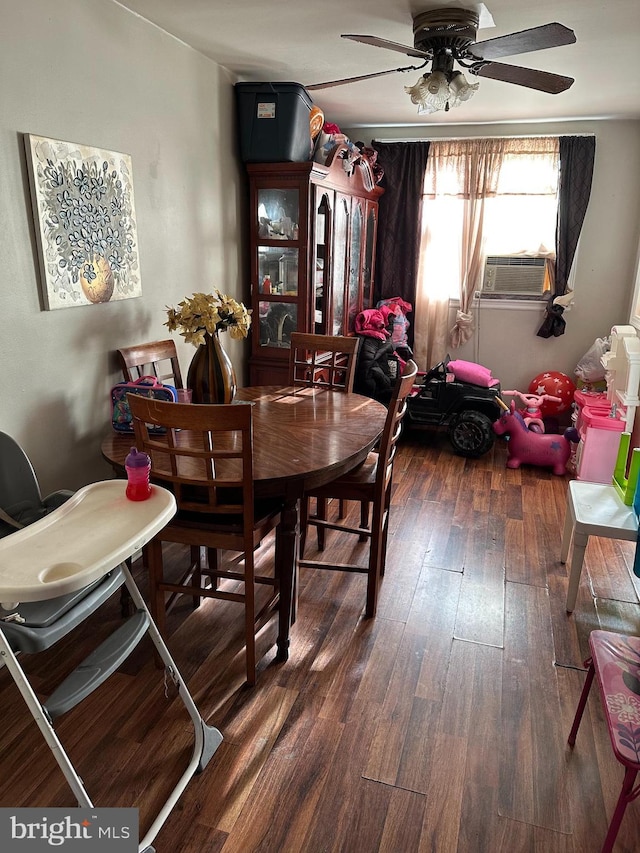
{"left": 419, "top": 137, "right": 560, "bottom": 301}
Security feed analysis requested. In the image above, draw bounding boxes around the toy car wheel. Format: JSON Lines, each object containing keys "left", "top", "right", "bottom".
{"left": 448, "top": 411, "right": 495, "bottom": 458}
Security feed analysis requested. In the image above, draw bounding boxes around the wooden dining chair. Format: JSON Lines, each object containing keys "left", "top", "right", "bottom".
{"left": 117, "top": 339, "right": 184, "bottom": 389}
{"left": 298, "top": 359, "right": 418, "bottom": 617}
{"left": 289, "top": 332, "right": 361, "bottom": 544}
{"left": 128, "top": 395, "right": 282, "bottom": 686}
{"left": 289, "top": 332, "right": 360, "bottom": 392}
{"left": 116, "top": 339, "right": 187, "bottom": 615}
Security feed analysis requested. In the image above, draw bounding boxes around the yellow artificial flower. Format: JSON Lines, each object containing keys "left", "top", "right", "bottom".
{"left": 165, "top": 290, "right": 252, "bottom": 345}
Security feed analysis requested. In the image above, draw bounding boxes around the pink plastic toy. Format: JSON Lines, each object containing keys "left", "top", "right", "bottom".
{"left": 502, "top": 389, "right": 562, "bottom": 433}
{"left": 528, "top": 371, "right": 576, "bottom": 416}
{"left": 493, "top": 400, "right": 577, "bottom": 475}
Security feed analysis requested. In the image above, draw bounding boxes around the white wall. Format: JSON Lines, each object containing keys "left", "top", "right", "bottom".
{"left": 345, "top": 120, "right": 640, "bottom": 393}
{"left": 0, "top": 0, "right": 247, "bottom": 493}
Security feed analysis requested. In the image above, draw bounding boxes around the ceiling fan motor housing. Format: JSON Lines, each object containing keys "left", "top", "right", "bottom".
{"left": 412, "top": 8, "right": 479, "bottom": 57}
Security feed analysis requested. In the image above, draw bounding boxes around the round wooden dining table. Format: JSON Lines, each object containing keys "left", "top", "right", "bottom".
{"left": 101, "top": 385, "right": 388, "bottom": 663}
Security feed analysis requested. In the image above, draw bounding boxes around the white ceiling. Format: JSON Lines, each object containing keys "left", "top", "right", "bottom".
{"left": 116, "top": 0, "right": 640, "bottom": 128}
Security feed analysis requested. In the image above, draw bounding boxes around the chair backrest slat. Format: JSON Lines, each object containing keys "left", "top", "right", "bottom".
{"left": 289, "top": 332, "right": 360, "bottom": 393}
{"left": 128, "top": 396, "right": 253, "bottom": 521}
{"left": 117, "top": 340, "right": 184, "bottom": 389}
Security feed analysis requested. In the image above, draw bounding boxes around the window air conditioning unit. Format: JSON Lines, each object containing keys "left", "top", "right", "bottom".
{"left": 481, "top": 256, "right": 547, "bottom": 296}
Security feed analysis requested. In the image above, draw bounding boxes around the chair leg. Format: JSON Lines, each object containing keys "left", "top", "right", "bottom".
{"left": 146, "top": 539, "right": 166, "bottom": 632}
{"left": 120, "top": 546, "right": 150, "bottom": 616}
{"left": 602, "top": 766, "right": 638, "bottom": 853}
{"left": 565, "top": 531, "right": 589, "bottom": 613}
{"left": 316, "top": 497, "right": 328, "bottom": 550}
{"left": 120, "top": 556, "right": 136, "bottom": 617}
{"left": 244, "top": 551, "right": 256, "bottom": 687}
{"left": 191, "top": 545, "right": 202, "bottom": 609}
{"left": 299, "top": 497, "right": 309, "bottom": 559}
{"left": 365, "top": 505, "right": 384, "bottom": 618}
{"left": 146, "top": 538, "right": 166, "bottom": 669}
{"left": 568, "top": 658, "right": 595, "bottom": 746}
{"left": 359, "top": 501, "right": 370, "bottom": 542}
{"left": 560, "top": 505, "right": 575, "bottom": 564}
{"left": 379, "top": 508, "right": 390, "bottom": 578}
{"left": 207, "top": 547, "right": 219, "bottom": 588}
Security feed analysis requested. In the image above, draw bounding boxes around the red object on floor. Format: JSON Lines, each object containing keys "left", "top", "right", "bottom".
{"left": 528, "top": 371, "right": 576, "bottom": 415}
{"left": 568, "top": 630, "right": 640, "bottom": 852}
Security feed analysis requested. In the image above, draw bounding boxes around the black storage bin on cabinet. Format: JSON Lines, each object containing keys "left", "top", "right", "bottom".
{"left": 236, "top": 82, "right": 314, "bottom": 163}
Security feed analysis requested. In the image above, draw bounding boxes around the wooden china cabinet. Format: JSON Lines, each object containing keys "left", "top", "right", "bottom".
{"left": 246, "top": 143, "right": 384, "bottom": 386}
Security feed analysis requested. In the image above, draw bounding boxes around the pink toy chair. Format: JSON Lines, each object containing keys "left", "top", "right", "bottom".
{"left": 568, "top": 630, "right": 640, "bottom": 853}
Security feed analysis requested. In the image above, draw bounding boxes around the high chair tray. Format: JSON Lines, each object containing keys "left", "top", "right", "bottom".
{"left": 0, "top": 480, "right": 175, "bottom": 607}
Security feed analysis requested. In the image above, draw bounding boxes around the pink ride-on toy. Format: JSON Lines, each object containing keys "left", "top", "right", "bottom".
{"left": 493, "top": 400, "right": 578, "bottom": 475}
{"left": 502, "top": 389, "right": 562, "bottom": 433}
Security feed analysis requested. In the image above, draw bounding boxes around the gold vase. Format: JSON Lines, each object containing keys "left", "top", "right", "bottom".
{"left": 79, "top": 254, "right": 114, "bottom": 303}
{"left": 187, "top": 331, "right": 237, "bottom": 404}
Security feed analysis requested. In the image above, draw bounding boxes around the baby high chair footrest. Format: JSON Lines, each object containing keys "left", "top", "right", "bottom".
{"left": 44, "top": 608, "right": 149, "bottom": 720}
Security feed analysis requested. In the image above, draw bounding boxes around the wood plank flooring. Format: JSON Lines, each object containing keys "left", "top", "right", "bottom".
{"left": 2, "top": 429, "right": 640, "bottom": 852}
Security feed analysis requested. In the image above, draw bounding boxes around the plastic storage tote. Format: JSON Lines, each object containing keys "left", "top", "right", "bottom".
{"left": 236, "top": 82, "right": 313, "bottom": 163}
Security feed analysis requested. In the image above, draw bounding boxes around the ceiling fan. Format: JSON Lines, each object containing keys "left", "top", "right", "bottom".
{"left": 306, "top": 8, "right": 576, "bottom": 114}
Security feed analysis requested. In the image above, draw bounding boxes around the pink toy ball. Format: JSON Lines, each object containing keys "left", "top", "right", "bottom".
{"left": 528, "top": 372, "right": 576, "bottom": 416}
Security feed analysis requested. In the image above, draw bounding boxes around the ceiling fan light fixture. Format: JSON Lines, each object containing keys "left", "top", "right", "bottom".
{"left": 426, "top": 70, "right": 448, "bottom": 96}
{"left": 448, "top": 71, "right": 479, "bottom": 103}
{"left": 405, "top": 68, "right": 478, "bottom": 115}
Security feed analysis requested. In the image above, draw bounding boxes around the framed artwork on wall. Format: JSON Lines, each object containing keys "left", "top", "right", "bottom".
{"left": 24, "top": 134, "right": 142, "bottom": 310}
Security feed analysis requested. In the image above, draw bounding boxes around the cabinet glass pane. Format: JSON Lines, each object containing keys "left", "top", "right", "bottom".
{"left": 258, "top": 246, "right": 298, "bottom": 295}
{"left": 332, "top": 198, "right": 349, "bottom": 335}
{"left": 314, "top": 195, "right": 330, "bottom": 334}
{"left": 257, "top": 189, "right": 299, "bottom": 240}
{"left": 258, "top": 301, "right": 298, "bottom": 348}
{"left": 363, "top": 207, "right": 376, "bottom": 308}
{"left": 347, "top": 204, "right": 363, "bottom": 331}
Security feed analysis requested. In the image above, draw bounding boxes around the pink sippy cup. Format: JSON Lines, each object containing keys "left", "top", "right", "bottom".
{"left": 124, "top": 447, "right": 152, "bottom": 501}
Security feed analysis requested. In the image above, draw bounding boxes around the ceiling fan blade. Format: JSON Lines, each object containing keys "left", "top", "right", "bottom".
{"left": 472, "top": 61, "right": 574, "bottom": 94}
{"left": 306, "top": 63, "right": 426, "bottom": 91}
{"left": 341, "top": 33, "right": 429, "bottom": 60}
{"left": 468, "top": 23, "right": 576, "bottom": 61}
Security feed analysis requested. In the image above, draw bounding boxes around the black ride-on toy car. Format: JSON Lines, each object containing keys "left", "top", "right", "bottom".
{"left": 404, "top": 357, "right": 503, "bottom": 458}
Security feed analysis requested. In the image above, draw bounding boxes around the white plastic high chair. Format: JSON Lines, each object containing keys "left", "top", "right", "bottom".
{"left": 0, "top": 481, "right": 222, "bottom": 853}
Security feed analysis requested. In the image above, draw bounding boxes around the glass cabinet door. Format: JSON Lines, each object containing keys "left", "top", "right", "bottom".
{"left": 313, "top": 193, "right": 331, "bottom": 334}
{"left": 255, "top": 186, "right": 300, "bottom": 350}
{"left": 332, "top": 196, "right": 350, "bottom": 335}
{"left": 257, "top": 300, "right": 298, "bottom": 348}
{"left": 257, "top": 188, "right": 299, "bottom": 240}
{"left": 257, "top": 247, "right": 298, "bottom": 296}
{"left": 347, "top": 202, "right": 363, "bottom": 331}
{"left": 363, "top": 204, "right": 377, "bottom": 309}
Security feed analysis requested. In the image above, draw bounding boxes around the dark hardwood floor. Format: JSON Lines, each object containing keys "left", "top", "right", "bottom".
{"left": 2, "top": 429, "right": 640, "bottom": 852}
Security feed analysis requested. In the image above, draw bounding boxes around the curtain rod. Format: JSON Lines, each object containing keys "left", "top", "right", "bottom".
{"left": 371, "top": 133, "right": 596, "bottom": 143}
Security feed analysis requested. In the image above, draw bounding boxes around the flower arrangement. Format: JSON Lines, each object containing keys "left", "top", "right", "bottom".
{"left": 165, "top": 290, "right": 252, "bottom": 346}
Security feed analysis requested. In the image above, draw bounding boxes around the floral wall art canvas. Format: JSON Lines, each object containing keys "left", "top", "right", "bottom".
{"left": 25, "top": 134, "right": 141, "bottom": 310}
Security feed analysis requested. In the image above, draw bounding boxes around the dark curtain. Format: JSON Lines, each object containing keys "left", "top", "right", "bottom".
{"left": 371, "top": 141, "right": 430, "bottom": 344}
{"left": 537, "top": 135, "right": 596, "bottom": 338}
